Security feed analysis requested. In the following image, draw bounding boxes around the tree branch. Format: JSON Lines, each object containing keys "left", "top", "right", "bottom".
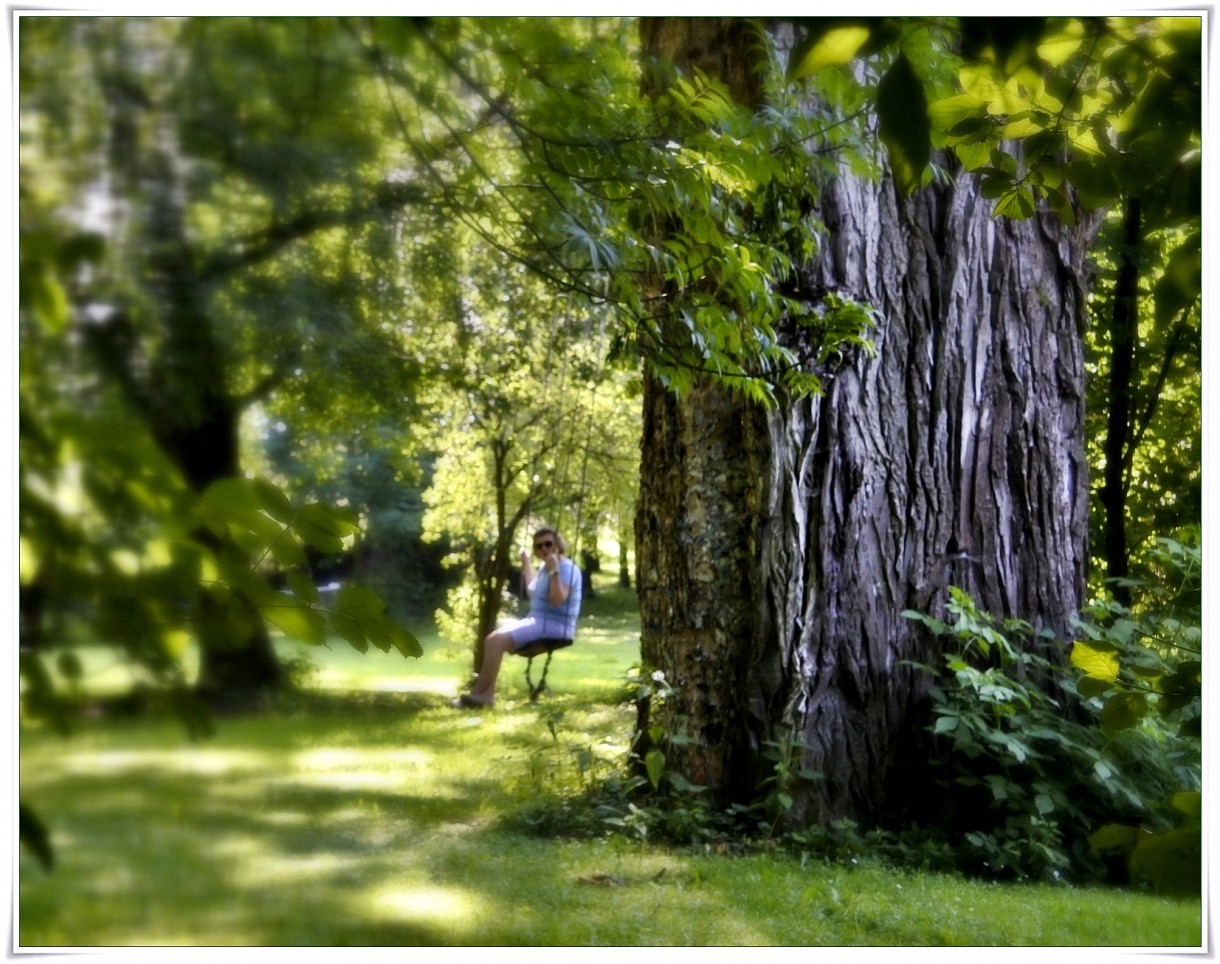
{"left": 198, "top": 181, "right": 432, "bottom": 283}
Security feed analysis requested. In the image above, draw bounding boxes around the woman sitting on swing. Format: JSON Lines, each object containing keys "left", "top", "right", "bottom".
{"left": 450, "top": 525, "right": 582, "bottom": 709}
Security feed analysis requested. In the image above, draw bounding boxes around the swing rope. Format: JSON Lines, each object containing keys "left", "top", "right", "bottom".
{"left": 511, "top": 307, "right": 611, "bottom": 701}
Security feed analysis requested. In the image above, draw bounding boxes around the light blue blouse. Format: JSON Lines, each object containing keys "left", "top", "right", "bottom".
{"left": 529, "top": 556, "right": 582, "bottom": 639}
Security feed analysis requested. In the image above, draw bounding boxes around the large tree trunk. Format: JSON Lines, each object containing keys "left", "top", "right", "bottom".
{"left": 754, "top": 170, "right": 1095, "bottom": 825}
{"left": 121, "top": 156, "right": 287, "bottom": 700}
{"left": 635, "top": 18, "right": 1097, "bottom": 825}
{"left": 152, "top": 297, "right": 287, "bottom": 700}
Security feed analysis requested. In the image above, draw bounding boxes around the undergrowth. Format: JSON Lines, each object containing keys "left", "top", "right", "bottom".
{"left": 505, "top": 538, "right": 1202, "bottom": 899}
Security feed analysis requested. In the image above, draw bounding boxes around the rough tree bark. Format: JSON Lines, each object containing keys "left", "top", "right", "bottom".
{"left": 634, "top": 18, "right": 1098, "bottom": 825}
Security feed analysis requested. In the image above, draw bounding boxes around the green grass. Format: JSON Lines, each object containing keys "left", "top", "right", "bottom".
{"left": 18, "top": 578, "right": 1204, "bottom": 947}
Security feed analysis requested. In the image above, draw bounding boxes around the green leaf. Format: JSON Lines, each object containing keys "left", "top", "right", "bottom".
{"left": 1036, "top": 20, "right": 1087, "bottom": 68}
{"left": 263, "top": 597, "right": 327, "bottom": 645}
{"left": 286, "top": 571, "right": 319, "bottom": 605}
{"left": 980, "top": 175, "right": 1012, "bottom": 199}
{"left": 1070, "top": 639, "right": 1120, "bottom": 682}
{"left": 666, "top": 771, "right": 707, "bottom": 794}
{"left": 1154, "top": 231, "right": 1201, "bottom": 326}
{"left": 1089, "top": 823, "right": 1138, "bottom": 853}
{"left": 199, "top": 477, "right": 263, "bottom": 526}
{"left": 26, "top": 267, "right": 70, "bottom": 334}
{"left": 787, "top": 25, "right": 872, "bottom": 80}
{"left": 1129, "top": 827, "right": 1202, "bottom": 897}
{"left": 1170, "top": 791, "right": 1202, "bottom": 818}
{"left": 330, "top": 612, "right": 368, "bottom": 653}
{"left": 1160, "top": 662, "right": 1202, "bottom": 714}
{"left": 1099, "top": 691, "right": 1148, "bottom": 733}
{"left": 929, "top": 93, "right": 989, "bottom": 134}
{"left": 266, "top": 533, "right": 308, "bottom": 569}
{"left": 933, "top": 715, "right": 959, "bottom": 735}
{"left": 1044, "top": 183, "right": 1077, "bottom": 226}
{"left": 293, "top": 502, "right": 357, "bottom": 552}
{"left": 1075, "top": 676, "right": 1112, "bottom": 699}
{"left": 335, "top": 585, "right": 386, "bottom": 621}
{"left": 298, "top": 501, "right": 359, "bottom": 533}
{"left": 645, "top": 749, "right": 665, "bottom": 791}
{"left": 1065, "top": 156, "right": 1120, "bottom": 207}
{"left": 877, "top": 53, "right": 931, "bottom": 197}
{"left": 253, "top": 475, "right": 294, "bottom": 524}
{"left": 364, "top": 619, "right": 423, "bottom": 659}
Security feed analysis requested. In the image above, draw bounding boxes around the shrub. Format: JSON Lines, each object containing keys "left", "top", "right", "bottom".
{"left": 901, "top": 537, "right": 1201, "bottom": 890}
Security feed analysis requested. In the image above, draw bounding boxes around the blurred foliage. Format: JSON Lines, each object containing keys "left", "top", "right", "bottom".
{"left": 789, "top": 18, "right": 1201, "bottom": 223}
{"left": 19, "top": 16, "right": 436, "bottom": 864}
{"left": 1084, "top": 213, "right": 1200, "bottom": 599}
{"left": 1071, "top": 535, "right": 1201, "bottom": 741}
{"left": 359, "top": 17, "right": 882, "bottom": 406}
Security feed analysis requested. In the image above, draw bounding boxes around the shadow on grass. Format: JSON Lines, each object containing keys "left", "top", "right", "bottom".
{"left": 19, "top": 683, "right": 1204, "bottom": 947}
{"left": 19, "top": 687, "right": 632, "bottom": 945}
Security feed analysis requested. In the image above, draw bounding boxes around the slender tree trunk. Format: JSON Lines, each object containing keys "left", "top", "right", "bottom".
{"left": 1098, "top": 197, "right": 1141, "bottom": 607}
{"left": 634, "top": 18, "right": 1098, "bottom": 825}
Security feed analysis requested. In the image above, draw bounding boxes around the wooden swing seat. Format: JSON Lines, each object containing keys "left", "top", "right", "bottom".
{"left": 514, "top": 638, "right": 573, "bottom": 702}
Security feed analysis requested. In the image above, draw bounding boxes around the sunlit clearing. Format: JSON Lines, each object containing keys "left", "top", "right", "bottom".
{"left": 128, "top": 928, "right": 260, "bottom": 947}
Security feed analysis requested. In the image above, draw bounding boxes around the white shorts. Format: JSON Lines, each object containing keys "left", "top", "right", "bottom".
{"left": 501, "top": 615, "right": 569, "bottom": 648}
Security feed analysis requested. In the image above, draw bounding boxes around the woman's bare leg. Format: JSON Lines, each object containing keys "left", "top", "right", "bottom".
{"left": 466, "top": 630, "right": 516, "bottom": 705}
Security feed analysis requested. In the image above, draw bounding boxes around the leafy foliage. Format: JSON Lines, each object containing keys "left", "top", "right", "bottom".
{"left": 789, "top": 17, "right": 1201, "bottom": 223}
{"left": 1071, "top": 538, "right": 1201, "bottom": 739}
{"left": 194, "top": 477, "right": 421, "bottom": 659}
{"left": 1084, "top": 216, "right": 1201, "bottom": 590}
{"left": 1070, "top": 536, "right": 1202, "bottom": 896}
{"left": 19, "top": 16, "right": 435, "bottom": 866}
{"left": 900, "top": 566, "right": 1200, "bottom": 890}
{"left": 359, "top": 18, "right": 880, "bottom": 406}
{"left": 414, "top": 227, "right": 638, "bottom": 654}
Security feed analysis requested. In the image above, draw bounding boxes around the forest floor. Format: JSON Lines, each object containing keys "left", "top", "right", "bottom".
{"left": 17, "top": 578, "right": 1204, "bottom": 950}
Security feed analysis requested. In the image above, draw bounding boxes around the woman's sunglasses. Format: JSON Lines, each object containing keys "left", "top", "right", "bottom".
{"left": 534, "top": 540, "right": 554, "bottom": 550}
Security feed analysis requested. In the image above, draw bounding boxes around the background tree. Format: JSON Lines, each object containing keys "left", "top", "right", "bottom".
{"left": 20, "top": 17, "right": 430, "bottom": 702}
{"left": 417, "top": 227, "right": 634, "bottom": 668}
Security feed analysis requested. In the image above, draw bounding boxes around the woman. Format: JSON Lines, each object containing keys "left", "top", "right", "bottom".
{"left": 450, "top": 526, "right": 582, "bottom": 708}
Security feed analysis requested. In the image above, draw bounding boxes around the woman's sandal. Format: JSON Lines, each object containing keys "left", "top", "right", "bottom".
{"left": 449, "top": 693, "right": 491, "bottom": 709}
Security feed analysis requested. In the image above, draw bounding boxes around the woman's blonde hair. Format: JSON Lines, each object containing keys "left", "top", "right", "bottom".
{"left": 533, "top": 526, "right": 567, "bottom": 554}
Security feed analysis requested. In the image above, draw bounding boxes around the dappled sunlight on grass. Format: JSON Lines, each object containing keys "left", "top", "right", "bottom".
{"left": 31, "top": 747, "right": 273, "bottom": 778}
{"left": 19, "top": 592, "right": 1203, "bottom": 947}
{"left": 364, "top": 884, "right": 481, "bottom": 935}
{"left": 229, "top": 850, "right": 369, "bottom": 889}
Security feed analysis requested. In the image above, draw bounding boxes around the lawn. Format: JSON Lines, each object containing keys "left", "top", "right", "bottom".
{"left": 17, "top": 579, "right": 1204, "bottom": 948}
